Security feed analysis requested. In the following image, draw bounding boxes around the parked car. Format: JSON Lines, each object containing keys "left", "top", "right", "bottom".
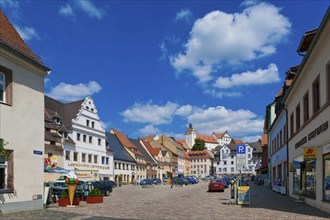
{"left": 140, "top": 179, "right": 153, "bottom": 185}
{"left": 104, "top": 180, "right": 117, "bottom": 188}
{"left": 171, "top": 177, "right": 189, "bottom": 185}
{"left": 208, "top": 179, "right": 225, "bottom": 192}
{"left": 152, "top": 178, "right": 162, "bottom": 185}
{"left": 89, "top": 180, "right": 113, "bottom": 196}
{"left": 185, "top": 176, "right": 198, "bottom": 184}
{"left": 222, "top": 177, "right": 231, "bottom": 188}
{"left": 50, "top": 181, "right": 84, "bottom": 199}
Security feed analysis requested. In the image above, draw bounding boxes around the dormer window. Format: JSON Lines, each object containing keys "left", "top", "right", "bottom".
{"left": 63, "top": 132, "right": 68, "bottom": 139}
{"left": 55, "top": 117, "right": 60, "bottom": 124}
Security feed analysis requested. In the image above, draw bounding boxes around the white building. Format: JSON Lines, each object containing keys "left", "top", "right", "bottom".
{"left": 188, "top": 150, "right": 214, "bottom": 178}
{"left": 285, "top": 9, "right": 330, "bottom": 213}
{"left": 213, "top": 131, "right": 232, "bottom": 147}
{"left": 0, "top": 10, "right": 51, "bottom": 213}
{"left": 53, "top": 96, "right": 114, "bottom": 181}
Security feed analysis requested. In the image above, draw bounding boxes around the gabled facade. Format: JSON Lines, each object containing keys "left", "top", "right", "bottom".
{"left": 55, "top": 96, "right": 115, "bottom": 181}
{"left": 157, "top": 135, "right": 179, "bottom": 174}
{"left": 145, "top": 140, "right": 169, "bottom": 180}
{"left": 0, "top": 9, "right": 51, "bottom": 213}
{"left": 111, "top": 128, "right": 146, "bottom": 182}
{"left": 213, "top": 131, "right": 232, "bottom": 147}
{"left": 106, "top": 132, "right": 136, "bottom": 183}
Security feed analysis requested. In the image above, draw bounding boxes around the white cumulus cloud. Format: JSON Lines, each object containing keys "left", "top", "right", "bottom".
{"left": 187, "top": 106, "right": 263, "bottom": 137}
{"left": 214, "top": 63, "right": 280, "bottom": 89}
{"left": 170, "top": 2, "right": 291, "bottom": 82}
{"left": 138, "top": 125, "right": 161, "bottom": 137}
{"left": 121, "top": 101, "right": 179, "bottom": 125}
{"left": 14, "top": 25, "right": 40, "bottom": 41}
{"left": 46, "top": 81, "right": 102, "bottom": 102}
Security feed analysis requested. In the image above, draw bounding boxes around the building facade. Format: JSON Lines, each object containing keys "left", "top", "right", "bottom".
{"left": 286, "top": 9, "right": 330, "bottom": 213}
{"left": 189, "top": 150, "right": 214, "bottom": 178}
{"left": 0, "top": 10, "right": 51, "bottom": 213}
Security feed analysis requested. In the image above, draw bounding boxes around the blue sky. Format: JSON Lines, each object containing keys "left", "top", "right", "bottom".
{"left": 1, "top": 0, "right": 328, "bottom": 142}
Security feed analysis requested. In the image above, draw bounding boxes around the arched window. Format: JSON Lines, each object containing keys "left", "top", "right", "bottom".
{"left": 0, "top": 72, "right": 5, "bottom": 102}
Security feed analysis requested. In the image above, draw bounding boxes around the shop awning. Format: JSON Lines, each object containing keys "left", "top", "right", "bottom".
{"left": 44, "top": 164, "right": 70, "bottom": 174}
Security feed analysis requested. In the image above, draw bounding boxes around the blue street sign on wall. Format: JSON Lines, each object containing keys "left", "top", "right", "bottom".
{"left": 236, "top": 144, "right": 246, "bottom": 154}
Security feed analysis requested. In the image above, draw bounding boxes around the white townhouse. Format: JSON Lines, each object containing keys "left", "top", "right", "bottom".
{"left": 54, "top": 96, "right": 114, "bottom": 181}
{"left": 188, "top": 150, "right": 214, "bottom": 178}
{"left": 0, "top": 10, "right": 51, "bottom": 213}
{"left": 214, "top": 140, "right": 257, "bottom": 175}
{"left": 213, "top": 131, "right": 232, "bottom": 147}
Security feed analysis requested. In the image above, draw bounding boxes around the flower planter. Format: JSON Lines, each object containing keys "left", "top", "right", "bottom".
{"left": 58, "top": 198, "right": 80, "bottom": 206}
{"left": 86, "top": 196, "right": 103, "bottom": 204}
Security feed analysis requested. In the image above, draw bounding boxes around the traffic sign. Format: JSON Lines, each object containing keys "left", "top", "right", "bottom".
{"left": 236, "top": 144, "right": 246, "bottom": 154}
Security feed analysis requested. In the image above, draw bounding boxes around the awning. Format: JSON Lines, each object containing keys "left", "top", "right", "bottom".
{"left": 44, "top": 163, "right": 70, "bottom": 174}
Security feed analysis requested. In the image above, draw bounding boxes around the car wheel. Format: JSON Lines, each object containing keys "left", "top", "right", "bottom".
{"left": 105, "top": 190, "right": 110, "bottom": 196}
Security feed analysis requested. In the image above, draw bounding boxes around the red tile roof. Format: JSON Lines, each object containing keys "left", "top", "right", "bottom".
{"left": 233, "top": 139, "right": 244, "bottom": 144}
{"left": 0, "top": 10, "right": 47, "bottom": 68}
{"left": 196, "top": 134, "right": 218, "bottom": 144}
{"left": 141, "top": 135, "right": 157, "bottom": 141}
{"left": 142, "top": 140, "right": 161, "bottom": 156}
{"left": 213, "top": 133, "right": 224, "bottom": 138}
{"left": 188, "top": 150, "right": 213, "bottom": 159}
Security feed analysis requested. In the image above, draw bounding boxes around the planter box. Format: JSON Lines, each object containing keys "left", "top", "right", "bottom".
{"left": 58, "top": 198, "right": 80, "bottom": 207}
{"left": 86, "top": 196, "right": 103, "bottom": 204}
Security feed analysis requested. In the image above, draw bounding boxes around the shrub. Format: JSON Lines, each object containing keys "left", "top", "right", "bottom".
{"left": 88, "top": 188, "right": 101, "bottom": 197}
{"left": 61, "top": 189, "right": 69, "bottom": 199}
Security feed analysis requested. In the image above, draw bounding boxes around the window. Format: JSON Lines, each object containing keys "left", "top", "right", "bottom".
{"left": 0, "top": 72, "right": 5, "bottom": 102}
{"left": 231, "top": 167, "right": 234, "bottom": 172}
{"left": 106, "top": 157, "right": 109, "bottom": 165}
{"left": 86, "top": 120, "right": 90, "bottom": 127}
{"left": 83, "top": 135, "right": 86, "bottom": 142}
{"left": 82, "top": 153, "right": 86, "bottom": 162}
{"left": 296, "top": 103, "right": 301, "bottom": 130}
{"left": 77, "top": 133, "right": 81, "bottom": 141}
{"left": 94, "top": 155, "right": 98, "bottom": 164}
{"left": 323, "top": 154, "right": 330, "bottom": 201}
{"left": 290, "top": 113, "right": 294, "bottom": 137}
{"left": 224, "top": 161, "right": 227, "bottom": 165}
{"left": 303, "top": 91, "right": 309, "bottom": 123}
{"left": 88, "top": 154, "right": 92, "bottom": 163}
{"left": 218, "top": 168, "right": 222, "bottom": 172}
{"left": 280, "top": 130, "right": 283, "bottom": 147}
{"left": 65, "top": 151, "right": 70, "bottom": 161}
{"left": 115, "top": 163, "right": 117, "bottom": 169}
{"left": 63, "top": 132, "right": 68, "bottom": 139}
{"left": 231, "top": 161, "right": 234, "bottom": 165}
{"left": 92, "top": 121, "right": 95, "bottom": 128}
{"left": 0, "top": 65, "right": 13, "bottom": 106}
{"left": 89, "top": 136, "right": 92, "bottom": 144}
{"left": 73, "top": 152, "right": 78, "bottom": 162}
{"left": 0, "top": 150, "right": 14, "bottom": 193}
{"left": 312, "top": 75, "right": 320, "bottom": 114}
{"left": 102, "top": 156, "right": 105, "bottom": 164}
{"left": 98, "top": 139, "right": 101, "bottom": 146}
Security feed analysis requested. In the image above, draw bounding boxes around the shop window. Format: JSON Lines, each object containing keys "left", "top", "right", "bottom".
{"left": 312, "top": 75, "right": 320, "bottom": 114}
{"left": 0, "top": 65, "right": 13, "bottom": 106}
{"left": 0, "top": 150, "right": 14, "bottom": 194}
{"left": 293, "top": 160, "right": 301, "bottom": 194}
{"left": 323, "top": 154, "right": 330, "bottom": 201}
{"left": 303, "top": 91, "right": 309, "bottom": 124}
{"left": 304, "top": 159, "right": 316, "bottom": 198}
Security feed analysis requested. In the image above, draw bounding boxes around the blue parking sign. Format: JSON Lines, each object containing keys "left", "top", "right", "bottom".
{"left": 236, "top": 144, "right": 246, "bottom": 154}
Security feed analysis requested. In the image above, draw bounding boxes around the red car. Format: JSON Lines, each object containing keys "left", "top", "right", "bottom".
{"left": 208, "top": 179, "right": 225, "bottom": 192}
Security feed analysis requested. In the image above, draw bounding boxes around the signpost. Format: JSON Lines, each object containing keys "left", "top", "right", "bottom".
{"left": 236, "top": 144, "right": 246, "bottom": 172}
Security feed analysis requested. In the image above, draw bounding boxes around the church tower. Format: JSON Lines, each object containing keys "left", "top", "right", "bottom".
{"left": 185, "top": 123, "right": 196, "bottom": 148}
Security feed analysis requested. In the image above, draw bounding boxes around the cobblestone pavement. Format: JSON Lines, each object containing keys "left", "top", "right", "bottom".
{"left": 1, "top": 182, "right": 330, "bottom": 220}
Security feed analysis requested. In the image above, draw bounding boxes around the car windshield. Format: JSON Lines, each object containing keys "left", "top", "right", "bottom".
{"left": 211, "top": 179, "right": 223, "bottom": 183}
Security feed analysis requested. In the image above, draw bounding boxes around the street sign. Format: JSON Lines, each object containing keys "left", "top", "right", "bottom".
{"left": 236, "top": 144, "right": 246, "bottom": 154}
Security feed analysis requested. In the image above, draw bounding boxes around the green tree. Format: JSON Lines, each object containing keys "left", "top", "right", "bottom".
{"left": 192, "top": 139, "right": 205, "bottom": 151}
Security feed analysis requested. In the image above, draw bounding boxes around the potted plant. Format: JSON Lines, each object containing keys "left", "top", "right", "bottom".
{"left": 58, "top": 190, "right": 80, "bottom": 206}
{"left": 86, "top": 188, "right": 103, "bottom": 204}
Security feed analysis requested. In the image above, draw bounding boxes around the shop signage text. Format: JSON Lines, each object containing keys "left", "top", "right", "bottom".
{"left": 295, "top": 121, "right": 328, "bottom": 149}
{"left": 68, "top": 162, "right": 110, "bottom": 170}
{"left": 303, "top": 147, "right": 316, "bottom": 160}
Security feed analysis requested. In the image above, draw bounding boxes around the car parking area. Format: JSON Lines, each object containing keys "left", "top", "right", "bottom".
{"left": 1, "top": 182, "right": 329, "bottom": 219}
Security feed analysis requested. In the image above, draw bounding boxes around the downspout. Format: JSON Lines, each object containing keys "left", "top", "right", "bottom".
{"left": 282, "top": 105, "right": 290, "bottom": 195}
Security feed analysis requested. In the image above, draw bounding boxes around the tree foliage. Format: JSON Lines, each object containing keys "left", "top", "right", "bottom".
{"left": 192, "top": 139, "right": 205, "bottom": 151}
